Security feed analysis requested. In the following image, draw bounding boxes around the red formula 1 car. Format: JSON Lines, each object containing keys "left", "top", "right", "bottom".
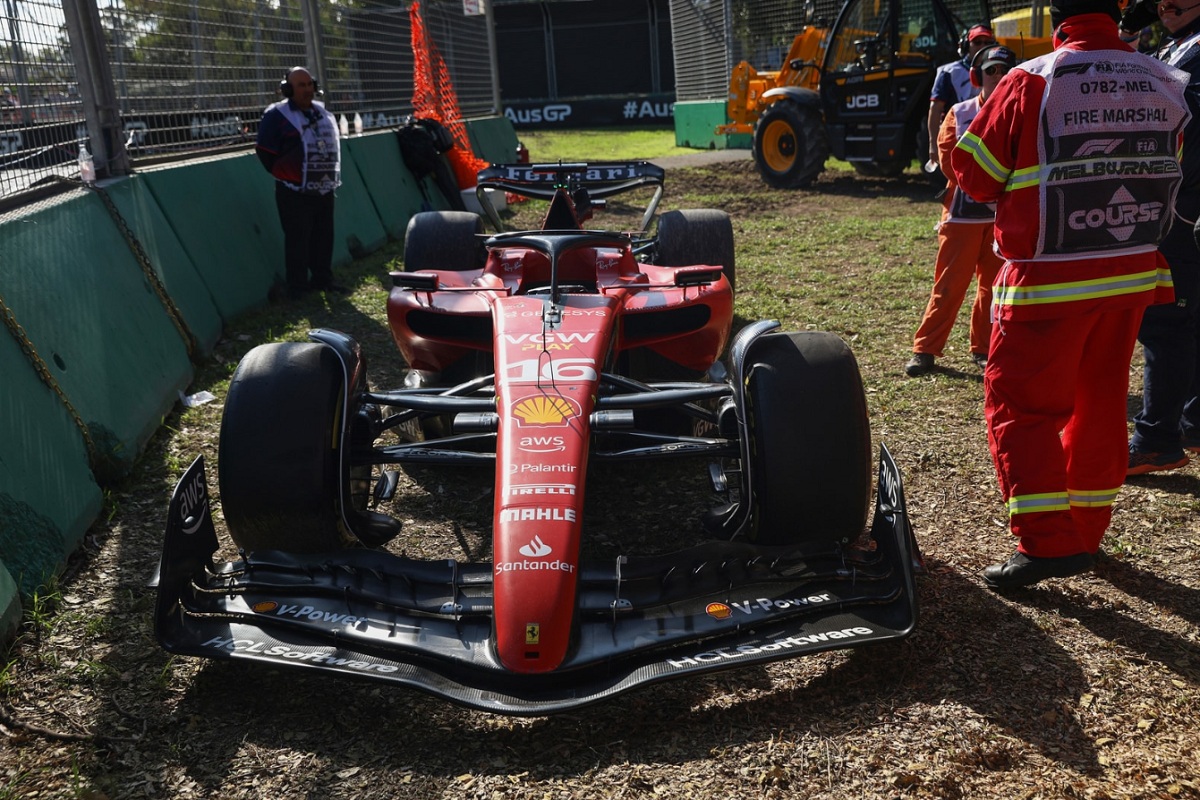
{"left": 154, "top": 161, "right": 919, "bottom": 715}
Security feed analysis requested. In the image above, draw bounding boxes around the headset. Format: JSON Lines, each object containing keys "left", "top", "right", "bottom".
{"left": 958, "top": 24, "right": 995, "bottom": 58}
{"left": 280, "top": 67, "right": 319, "bottom": 98}
{"left": 970, "top": 45, "right": 1016, "bottom": 88}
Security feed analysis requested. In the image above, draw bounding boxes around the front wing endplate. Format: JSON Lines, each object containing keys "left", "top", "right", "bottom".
{"left": 154, "top": 446, "right": 918, "bottom": 715}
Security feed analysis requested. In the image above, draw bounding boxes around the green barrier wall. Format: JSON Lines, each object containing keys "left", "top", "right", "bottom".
{"left": 673, "top": 100, "right": 751, "bottom": 150}
{"left": 0, "top": 566, "right": 19, "bottom": 643}
{"left": 342, "top": 131, "right": 432, "bottom": 240}
{"left": 0, "top": 190, "right": 194, "bottom": 481}
{"left": 139, "top": 154, "right": 285, "bottom": 320}
{"left": 333, "top": 142, "right": 388, "bottom": 261}
{"left": 0, "top": 115, "right": 517, "bottom": 633}
{"left": 466, "top": 117, "right": 520, "bottom": 164}
{"left": 102, "top": 177, "right": 225, "bottom": 353}
{"left": 0, "top": 326, "right": 103, "bottom": 624}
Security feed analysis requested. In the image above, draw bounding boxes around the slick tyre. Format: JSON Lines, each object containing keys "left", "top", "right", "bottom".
{"left": 404, "top": 211, "right": 485, "bottom": 272}
{"left": 742, "top": 331, "right": 871, "bottom": 547}
{"left": 219, "top": 342, "right": 350, "bottom": 553}
{"left": 753, "top": 100, "right": 828, "bottom": 189}
{"left": 655, "top": 209, "right": 736, "bottom": 291}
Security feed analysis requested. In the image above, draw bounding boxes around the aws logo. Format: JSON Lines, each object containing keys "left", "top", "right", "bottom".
{"left": 519, "top": 435, "right": 565, "bottom": 453}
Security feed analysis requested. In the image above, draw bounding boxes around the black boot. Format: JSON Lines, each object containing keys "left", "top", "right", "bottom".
{"left": 982, "top": 551, "right": 1094, "bottom": 590}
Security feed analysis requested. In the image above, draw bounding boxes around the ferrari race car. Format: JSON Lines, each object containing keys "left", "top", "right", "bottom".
{"left": 154, "top": 161, "right": 920, "bottom": 715}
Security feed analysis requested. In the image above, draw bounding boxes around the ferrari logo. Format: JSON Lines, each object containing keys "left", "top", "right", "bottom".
{"left": 525, "top": 623, "right": 540, "bottom": 645}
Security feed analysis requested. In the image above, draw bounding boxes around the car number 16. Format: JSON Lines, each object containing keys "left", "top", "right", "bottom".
{"left": 505, "top": 358, "right": 597, "bottom": 383}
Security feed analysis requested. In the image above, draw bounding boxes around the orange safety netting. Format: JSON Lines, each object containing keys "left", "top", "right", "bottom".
{"left": 410, "top": 1, "right": 489, "bottom": 190}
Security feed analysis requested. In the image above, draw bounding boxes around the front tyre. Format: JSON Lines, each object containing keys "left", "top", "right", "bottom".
{"left": 741, "top": 331, "right": 871, "bottom": 546}
{"left": 219, "top": 342, "right": 350, "bottom": 553}
{"left": 753, "top": 100, "right": 828, "bottom": 189}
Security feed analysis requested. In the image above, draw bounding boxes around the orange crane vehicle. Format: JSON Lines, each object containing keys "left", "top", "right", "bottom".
{"left": 719, "top": 0, "right": 1055, "bottom": 187}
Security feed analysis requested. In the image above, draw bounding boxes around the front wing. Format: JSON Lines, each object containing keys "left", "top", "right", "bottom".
{"left": 154, "top": 447, "right": 919, "bottom": 715}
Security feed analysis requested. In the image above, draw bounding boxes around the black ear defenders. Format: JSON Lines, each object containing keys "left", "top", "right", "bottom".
{"left": 959, "top": 24, "right": 993, "bottom": 58}
{"left": 280, "top": 68, "right": 318, "bottom": 98}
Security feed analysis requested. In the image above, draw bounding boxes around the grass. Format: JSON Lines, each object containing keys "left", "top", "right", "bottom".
{"left": 515, "top": 126, "right": 698, "bottom": 162}
{"left": 1, "top": 131, "right": 1196, "bottom": 800}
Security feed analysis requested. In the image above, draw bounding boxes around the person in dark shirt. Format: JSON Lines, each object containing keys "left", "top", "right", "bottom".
{"left": 1121, "top": 0, "right": 1200, "bottom": 475}
{"left": 255, "top": 66, "right": 345, "bottom": 299}
{"left": 925, "top": 24, "right": 996, "bottom": 170}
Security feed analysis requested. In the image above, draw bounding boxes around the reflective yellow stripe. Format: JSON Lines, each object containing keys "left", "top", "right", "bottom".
{"left": 1006, "top": 165, "right": 1039, "bottom": 191}
{"left": 1007, "top": 492, "right": 1070, "bottom": 516}
{"left": 1067, "top": 487, "right": 1120, "bottom": 508}
{"left": 1157, "top": 266, "right": 1174, "bottom": 290}
{"left": 957, "top": 131, "right": 1010, "bottom": 184}
{"left": 994, "top": 270, "right": 1159, "bottom": 306}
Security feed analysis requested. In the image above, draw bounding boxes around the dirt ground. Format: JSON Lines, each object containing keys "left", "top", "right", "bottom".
{"left": 1, "top": 159, "right": 1197, "bottom": 800}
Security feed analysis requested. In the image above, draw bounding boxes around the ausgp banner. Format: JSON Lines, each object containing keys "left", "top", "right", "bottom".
{"left": 504, "top": 95, "right": 675, "bottom": 129}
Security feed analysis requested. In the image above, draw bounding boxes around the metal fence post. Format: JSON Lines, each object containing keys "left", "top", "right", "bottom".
{"left": 62, "top": 0, "right": 130, "bottom": 178}
{"left": 300, "top": 0, "right": 327, "bottom": 86}
{"left": 483, "top": 0, "right": 502, "bottom": 114}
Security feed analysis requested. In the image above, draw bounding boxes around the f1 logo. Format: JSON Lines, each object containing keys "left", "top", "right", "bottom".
{"left": 1073, "top": 138, "right": 1122, "bottom": 157}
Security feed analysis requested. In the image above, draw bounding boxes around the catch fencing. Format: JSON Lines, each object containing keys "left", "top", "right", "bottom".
{"left": 0, "top": 0, "right": 498, "bottom": 203}
{"left": 671, "top": 0, "right": 1051, "bottom": 102}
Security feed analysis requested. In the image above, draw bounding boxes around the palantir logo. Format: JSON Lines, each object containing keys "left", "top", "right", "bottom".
{"left": 519, "top": 535, "right": 552, "bottom": 558}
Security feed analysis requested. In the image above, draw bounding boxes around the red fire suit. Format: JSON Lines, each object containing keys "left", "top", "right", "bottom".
{"left": 912, "top": 96, "right": 1004, "bottom": 360}
{"left": 949, "top": 14, "right": 1189, "bottom": 558}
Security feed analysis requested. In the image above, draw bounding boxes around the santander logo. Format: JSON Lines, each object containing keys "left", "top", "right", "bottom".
{"left": 519, "top": 535, "right": 552, "bottom": 558}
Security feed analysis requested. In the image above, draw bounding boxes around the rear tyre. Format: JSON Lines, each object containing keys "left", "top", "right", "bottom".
{"left": 741, "top": 331, "right": 871, "bottom": 547}
{"left": 404, "top": 211, "right": 485, "bottom": 272}
{"left": 655, "top": 208, "right": 736, "bottom": 291}
{"left": 219, "top": 342, "right": 350, "bottom": 553}
{"left": 753, "top": 100, "right": 828, "bottom": 189}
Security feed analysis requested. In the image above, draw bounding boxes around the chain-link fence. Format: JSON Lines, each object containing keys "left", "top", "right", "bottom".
{"left": 671, "top": 0, "right": 1051, "bottom": 102}
{"left": 1, "top": 0, "right": 497, "bottom": 203}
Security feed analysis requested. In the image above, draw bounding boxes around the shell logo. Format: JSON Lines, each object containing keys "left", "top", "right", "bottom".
{"left": 706, "top": 602, "right": 733, "bottom": 620}
{"left": 513, "top": 395, "right": 579, "bottom": 426}
{"left": 252, "top": 601, "right": 279, "bottom": 613}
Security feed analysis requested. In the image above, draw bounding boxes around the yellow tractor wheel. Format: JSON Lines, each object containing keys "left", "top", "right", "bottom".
{"left": 752, "top": 100, "right": 829, "bottom": 188}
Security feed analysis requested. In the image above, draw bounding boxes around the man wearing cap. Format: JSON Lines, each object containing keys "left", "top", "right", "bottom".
{"left": 949, "top": 0, "right": 1190, "bottom": 590}
{"left": 256, "top": 66, "right": 345, "bottom": 299}
{"left": 905, "top": 45, "right": 1015, "bottom": 377}
{"left": 926, "top": 25, "right": 996, "bottom": 171}
{"left": 1118, "top": 0, "right": 1200, "bottom": 475}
